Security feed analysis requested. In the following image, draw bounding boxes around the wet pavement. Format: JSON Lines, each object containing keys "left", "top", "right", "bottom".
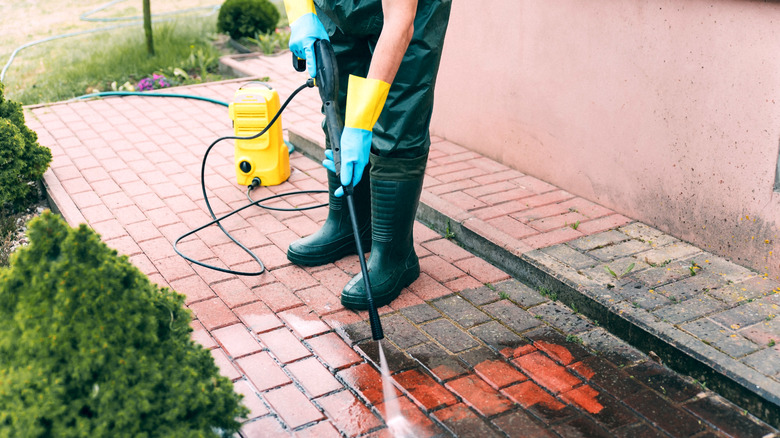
{"left": 24, "top": 53, "right": 780, "bottom": 436}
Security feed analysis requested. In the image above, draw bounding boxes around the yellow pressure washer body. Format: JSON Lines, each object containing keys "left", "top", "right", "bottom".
{"left": 228, "top": 82, "right": 290, "bottom": 186}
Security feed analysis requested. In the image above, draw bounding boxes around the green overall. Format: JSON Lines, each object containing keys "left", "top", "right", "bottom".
{"left": 289, "top": 0, "right": 452, "bottom": 309}
{"left": 314, "top": 0, "right": 452, "bottom": 161}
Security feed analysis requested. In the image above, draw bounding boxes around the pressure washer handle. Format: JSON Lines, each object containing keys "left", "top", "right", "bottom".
{"left": 293, "top": 54, "right": 307, "bottom": 73}
{"left": 312, "top": 39, "right": 343, "bottom": 180}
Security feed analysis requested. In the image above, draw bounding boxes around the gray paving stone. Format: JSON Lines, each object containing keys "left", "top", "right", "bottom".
{"left": 357, "top": 339, "right": 418, "bottom": 372}
{"left": 639, "top": 242, "right": 701, "bottom": 266}
{"left": 619, "top": 223, "right": 676, "bottom": 246}
{"left": 655, "top": 272, "right": 728, "bottom": 302}
{"left": 432, "top": 295, "right": 491, "bottom": 328}
{"left": 528, "top": 301, "right": 595, "bottom": 334}
{"left": 685, "top": 253, "right": 757, "bottom": 284}
{"left": 400, "top": 303, "right": 443, "bottom": 324}
{"left": 578, "top": 328, "right": 646, "bottom": 367}
{"left": 338, "top": 320, "right": 372, "bottom": 345}
{"left": 680, "top": 318, "right": 759, "bottom": 358}
{"left": 458, "top": 345, "right": 499, "bottom": 368}
{"left": 421, "top": 319, "right": 480, "bottom": 354}
{"left": 741, "top": 347, "right": 780, "bottom": 376}
{"left": 583, "top": 257, "right": 650, "bottom": 286}
{"left": 652, "top": 295, "right": 727, "bottom": 325}
{"left": 588, "top": 240, "right": 652, "bottom": 262}
{"left": 540, "top": 243, "right": 598, "bottom": 269}
{"left": 495, "top": 278, "right": 549, "bottom": 307}
{"left": 739, "top": 317, "right": 780, "bottom": 346}
{"left": 406, "top": 342, "right": 469, "bottom": 382}
{"left": 633, "top": 260, "right": 696, "bottom": 288}
{"left": 710, "top": 298, "right": 780, "bottom": 328}
{"left": 481, "top": 300, "right": 544, "bottom": 333}
{"left": 381, "top": 313, "right": 429, "bottom": 350}
{"left": 459, "top": 285, "right": 501, "bottom": 306}
{"left": 569, "top": 230, "right": 629, "bottom": 252}
{"left": 612, "top": 282, "right": 671, "bottom": 310}
{"left": 708, "top": 275, "right": 780, "bottom": 304}
{"left": 469, "top": 320, "right": 529, "bottom": 353}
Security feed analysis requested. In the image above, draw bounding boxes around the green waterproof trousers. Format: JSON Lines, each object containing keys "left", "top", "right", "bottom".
{"left": 313, "top": 0, "right": 452, "bottom": 162}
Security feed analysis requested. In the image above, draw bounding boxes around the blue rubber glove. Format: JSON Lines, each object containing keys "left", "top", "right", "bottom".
{"left": 339, "top": 126, "right": 372, "bottom": 191}
{"left": 322, "top": 149, "right": 344, "bottom": 197}
{"left": 324, "top": 75, "right": 390, "bottom": 196}
{"left": 288, "top": 13, "right": 329, "bottom": 77}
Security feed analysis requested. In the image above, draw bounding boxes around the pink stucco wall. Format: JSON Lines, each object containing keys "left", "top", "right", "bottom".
{"left": 430, "top": 0, "right": 780, "bottom": 279}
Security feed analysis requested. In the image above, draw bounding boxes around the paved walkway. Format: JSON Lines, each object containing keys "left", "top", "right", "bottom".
{"left": 24, "top": 52, "right": 779, "bottom": 436}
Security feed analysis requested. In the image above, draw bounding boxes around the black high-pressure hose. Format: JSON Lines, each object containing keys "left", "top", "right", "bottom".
{"left": 173, "top": 79, "right": 328, "bottom": 276}
{"left": 175, "top": 44, "right": 385, "bottom": 341}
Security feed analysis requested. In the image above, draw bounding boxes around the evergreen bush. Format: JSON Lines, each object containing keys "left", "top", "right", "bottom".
{"left": 0, "top": 82, "right": 51, "bottom": 211}
{"left": 217, "top": 0, "right": 280, "bottom": 40}
{"left": 0, "top": 212, "right": 247, "bottom": 437}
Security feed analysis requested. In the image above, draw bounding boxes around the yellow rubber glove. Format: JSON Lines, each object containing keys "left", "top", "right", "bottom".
{"left": 324, "top": 75, "right": 390, "bottom": 196}
{"left": 284, "top": 0, "right": 328, "bottom": 77}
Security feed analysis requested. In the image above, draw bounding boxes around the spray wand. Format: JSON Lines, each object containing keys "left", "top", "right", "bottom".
{"left": 295, "top": 41, "right": 384, "bottom": 341}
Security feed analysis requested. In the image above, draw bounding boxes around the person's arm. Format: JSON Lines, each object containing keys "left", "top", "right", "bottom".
{"left": 367, "top": 0, "right": 417, "bottom": 84}
{"left": 327, "top": 0, "right": 419, "bottom": 193}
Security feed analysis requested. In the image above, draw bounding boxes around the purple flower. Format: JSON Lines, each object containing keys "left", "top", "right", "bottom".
{"left": 137, "top": 74, "right": 170, "bottom": 91}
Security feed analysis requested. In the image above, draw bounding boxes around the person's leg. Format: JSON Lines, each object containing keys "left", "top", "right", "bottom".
{"left": 340, "top": 0, "right": 453, "bottom": 309}
{"left": 287, "top": 26, "right": 374, "bottom": 266}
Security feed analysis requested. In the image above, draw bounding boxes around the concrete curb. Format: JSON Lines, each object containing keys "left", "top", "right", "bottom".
{"left": 288, "top": 127, "right": 780, "bottom": 428}
{"left": 42, "top": 169, "right": 85, "bottom": 227}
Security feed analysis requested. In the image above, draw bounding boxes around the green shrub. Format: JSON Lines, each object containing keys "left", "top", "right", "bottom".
{"left": 0, "top": 82, "right": 51, "bottom": 211}
{"left": 217, "top": 0, "right": 280, "bottom": 40}
{"left": 0, "top": 212, "right": 247, "bottom": 437}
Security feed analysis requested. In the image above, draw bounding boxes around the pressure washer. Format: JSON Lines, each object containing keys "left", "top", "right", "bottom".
{"left": 228, "top": 82, "right": 290, "bottom": 187}
{"left": 171, "top": 41, "right": 384, "bottom": 341}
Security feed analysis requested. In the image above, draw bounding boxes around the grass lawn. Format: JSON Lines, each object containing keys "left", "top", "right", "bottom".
{"left": 0, "top": 0, "right": 287, "bottom": 105}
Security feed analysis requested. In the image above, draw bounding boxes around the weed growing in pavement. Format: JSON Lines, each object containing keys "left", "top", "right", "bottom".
{"left": 769, "top": 339, "right": 776, "bottom": 347}
{"left": 605, "top": 262, "right": 635, "bottom": 280}
{"left": 565, "top": 334, "right": 583, "bottom": 344}
{"left": 689, "top": 260, "right": 700, "bottom": 276}
{"left": 538, "top": 287, "right": 557, "bottom": 301}
{"left": 484, "top": 282, "right": 496, "bottom": 291}
{"left": 569, "top": 220, "right": 580, "bottom": 230}
{"left": 444, "top": 220, "right": 455, "bottom": 239}
{"left": 498, "top": 291, "right": 509, "bottom": 300}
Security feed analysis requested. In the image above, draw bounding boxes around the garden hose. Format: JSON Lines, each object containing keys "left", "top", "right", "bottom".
{"left": 76, "top": 91, "right": 230, "bottom": 107}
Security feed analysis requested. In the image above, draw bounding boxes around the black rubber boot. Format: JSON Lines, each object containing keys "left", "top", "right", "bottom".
{"left": 287, "top": 166, "right": 371, "bottom": 266}
{"left": 340, "top": 153, "right": 427, "bottom": 310}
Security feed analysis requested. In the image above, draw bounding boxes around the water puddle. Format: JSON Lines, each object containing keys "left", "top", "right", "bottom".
{"left": 378, "top": 340, "right": 416, "bottom": 437}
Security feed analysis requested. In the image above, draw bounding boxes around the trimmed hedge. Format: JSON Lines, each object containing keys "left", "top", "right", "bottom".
{"left": 0, "top": 82, "right": 51, "bottom": 211}
{"left": 0, "top": 212, "right": 247, "bottom": 437}
{"left": 217, "top": 0, "right": 280, "bottom": 40}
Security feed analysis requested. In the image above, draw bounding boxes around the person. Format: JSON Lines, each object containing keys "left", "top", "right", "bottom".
{"left": 283, "top": 0, "right": 452, "bottom": 310}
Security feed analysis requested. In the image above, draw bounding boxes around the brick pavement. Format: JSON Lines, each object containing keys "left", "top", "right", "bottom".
{"left": 23, "top": 52, "right": 779, "bottom": 435}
